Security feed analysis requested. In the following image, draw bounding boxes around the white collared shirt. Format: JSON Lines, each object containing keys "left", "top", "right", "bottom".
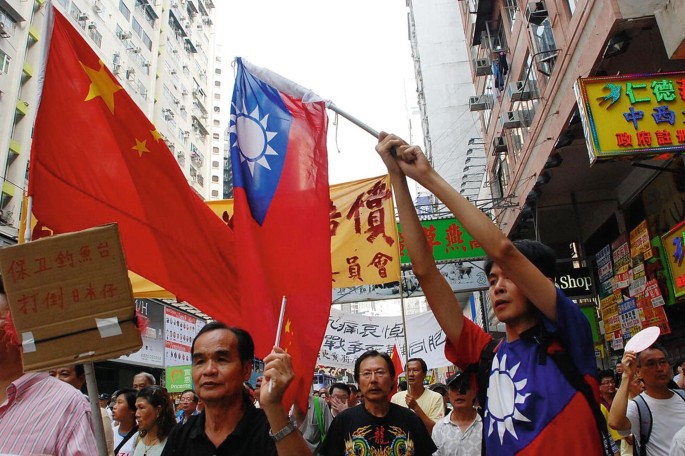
{"left": 431, "top": 412, "right": 482, "bottom": 456}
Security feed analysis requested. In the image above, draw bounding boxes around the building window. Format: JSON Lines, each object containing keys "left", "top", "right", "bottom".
{"left": 215, "top": 68, "right": 221, "bottom": 75}
{"left": 529, "top": 17, "right": 558, "bottom": 77}
{"left": 213, "top": 120, "right": 220, "bottom": 127}
{"left": 212, "top": 160, "right": 219, "bottom": 168}
{"left": 212, "top": 133, "right": 220, "bottom": 140}
{"left": 119, "top": 0, "right": 131, "bottom": 21}
{"left": 88, "top": 26, "right": 103, "bottom": 48}
{"left": 566, "top": 0, "right": 577, "bottom": 15}
{"left": 0, "top": 49, "right": 10, "bottom": 75}
{"left": 504, "top": 0, "right": 517, "bottom": 32}
{"left": 212, "top": 175, "right": 219, "bottom": 183}
{"left": 211, "top": 190, "right": 219, "bottom": 197}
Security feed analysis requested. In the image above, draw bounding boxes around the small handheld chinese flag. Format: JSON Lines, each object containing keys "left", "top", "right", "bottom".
{"left": 390, "top": 343, "right": 405, "bottom": 397}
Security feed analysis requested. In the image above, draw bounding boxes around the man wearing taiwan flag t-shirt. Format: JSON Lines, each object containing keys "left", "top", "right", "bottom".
{"left": 375, "top": 133, "right": 612, "bottom": 455}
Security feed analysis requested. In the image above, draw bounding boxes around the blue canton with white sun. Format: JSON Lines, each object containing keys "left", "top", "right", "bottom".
{"left": 229, "top": 58, "right": 292, "bottom": 225}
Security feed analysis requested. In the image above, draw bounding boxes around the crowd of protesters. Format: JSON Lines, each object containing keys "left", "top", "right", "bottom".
{"left": 4, "top": 134, "right": 685, "bottom": 455}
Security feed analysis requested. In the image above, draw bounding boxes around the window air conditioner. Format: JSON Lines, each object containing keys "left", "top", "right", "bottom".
{"left": 469, "top": 94, "right": 493, "bottom": 112}
{"left": 508, "top": 80, "right": 539, "bottom": 102}
{"left": 526, "top": 1, "right": 548, "bottom": 26}
{"left": 87, "top": 21, "right": 97, "bottom": 30}
{"left": 474, "top": 58, "right": 492, "bottom": 76}
{"left": 493, "top": 136, "right": 508, "bottom": 153}
{"left": 93, "top": 1, "right": 103, "bottom": 13}
{"left": 119, "top": 31, "right": 132, "bottom": 40}
{"left": 501, "top": 110, "right": 531, "bottom": 129}
{"left": 78, "top": 13, "right": 89, "bottom": 21}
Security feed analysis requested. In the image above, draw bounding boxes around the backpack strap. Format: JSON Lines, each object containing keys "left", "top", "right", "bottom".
{"left": 633, "top": 395, "right": 651, "bottom": 456}
{"left": 476, "top": 337, "right": 502, "bottom": 416}
{"left": 672, "top": 389, "right": 685, "bottom": 402}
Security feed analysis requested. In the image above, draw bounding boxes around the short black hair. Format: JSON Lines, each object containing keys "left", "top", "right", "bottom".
{"left": 354, "top": 350, "right": 395, "bottom": 384}
{"left": 398, "top": 380, "right": 408, "bottom": 391}
{"left": 191, "top": 321, "right": 254, "bottom": 364}
{"left": 181, "top": 389, "right": 199, "bottom": 403}
{"left": 329, "top": 382, "right": 351, "bottom": 396}
{"left": 348, "top": 384, "right": 359, "bottom": 393}
{"left": 484, "top": 239, "right": 556, "bottom": 278}
{"left": 637, "top": 342, "right": 669, "bottom": 367}
{"left": 598, "top": 369, "right": 615, "bottom": 382}
{"left": 115, "top": 388, "right": 138, "bottom": 412}
{"left": 406, "top": 358, "right": 427, "bottom": 373}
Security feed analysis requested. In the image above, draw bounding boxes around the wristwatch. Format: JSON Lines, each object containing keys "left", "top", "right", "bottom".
{"left": 269, "top": 419, "right": 298, "bottom": 442}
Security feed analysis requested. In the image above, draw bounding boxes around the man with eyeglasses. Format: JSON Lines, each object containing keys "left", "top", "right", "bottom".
{"left": 176, "top": 389, "right": 200, "bottom": 424}
{"left": 609, "top": 343, "right": 685, "bottom": 455}
{"left": 599, "top": 370, "right": 617, "bottom": 410}
{"left": 319, "top": 350, "right": 436, "bottom": 455}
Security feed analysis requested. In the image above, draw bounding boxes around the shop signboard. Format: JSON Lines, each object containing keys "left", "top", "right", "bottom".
{"left": 165, "top": 307, "right": 203, "bottom": 367}
{"left": 612, "top": 234, "right": 631, "bottom": 274}
{"left": 117, "top": 299, "right": 165, "bottom": 368}
{"left": 575, "top": 71, "right": 685, "bottom": 163}
{"left": 555, "top": 264, "right": 593, "bottom": 298}
{"left": 661, "top": 220, "right": 685, "bottom": 298}
{"left": 166, "top": 365, "right": 193, "bottom": 392}
{"left": 630, "top": 221, "right": 653, "bottom": 261}
{"left": 596, "top": 244, "right": 613, "bottom": 283}
{"left": 398, "top": 217, "right": 486, "bottom": 263}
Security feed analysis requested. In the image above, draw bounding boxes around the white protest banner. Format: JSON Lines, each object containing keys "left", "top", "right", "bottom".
{"left": 317, "top": 308, "right": 452, "bottom": 370}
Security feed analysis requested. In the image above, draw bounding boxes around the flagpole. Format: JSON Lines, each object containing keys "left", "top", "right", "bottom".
{"left": 398, "top": 274, "right": 410, "bottom": 377}
{"left": 326, "top": 103, "right": 379, "bottom": 138}
{"left": 24, "top": 196, "right": 33, "bottom": 242}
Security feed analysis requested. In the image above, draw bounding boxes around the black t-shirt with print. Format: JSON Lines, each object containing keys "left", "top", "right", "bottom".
{"left": 320, "top": 402, "right": 437, "bottom": 456}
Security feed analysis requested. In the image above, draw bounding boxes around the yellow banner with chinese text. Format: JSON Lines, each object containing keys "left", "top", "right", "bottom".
{"left": 21, "top": 175, "right": 399, "bottom": 296}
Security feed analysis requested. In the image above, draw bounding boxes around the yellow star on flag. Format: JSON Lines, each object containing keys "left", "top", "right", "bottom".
{"left": 132, "top": 139, "right": 150, "bottom": 157}
{"left": 283, "top": 319, "right": 294, "bottom": 353}
{"left": 81, "top": 60, "right": 123, "bottom": 114}
{"left": 150, "top": 129, "right": 163, "bottom": 142}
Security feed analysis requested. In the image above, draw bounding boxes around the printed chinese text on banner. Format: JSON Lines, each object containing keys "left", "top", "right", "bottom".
{"left": 331, "top": 175, "right": 400, "bottom": 288}
{"left": 28, "top": 10, "right": 240, "bottom": 322}
{"left": 230, "top": 58, "right": 331, "bottom": 412}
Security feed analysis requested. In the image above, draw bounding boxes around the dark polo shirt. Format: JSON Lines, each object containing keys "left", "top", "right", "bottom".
{"left": 161, "top": 401, "right": 277, "bottom": 456}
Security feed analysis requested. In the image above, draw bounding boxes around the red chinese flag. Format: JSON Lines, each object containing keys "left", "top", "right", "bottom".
{"left": 229, "top": 59, "right": 331, "bottom": 412}
{"left": 29, "top": 9, "right": 241, "bottom": 321}
{"left": 390, "top": 343, "right": 404, "bottom": 396}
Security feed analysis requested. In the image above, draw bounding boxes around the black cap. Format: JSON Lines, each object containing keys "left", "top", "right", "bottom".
{"left": 446, "top": 372, "right": 470, "bottom": 391}
{"left": 98, "top": 393, "right": 110, "bottom": 401}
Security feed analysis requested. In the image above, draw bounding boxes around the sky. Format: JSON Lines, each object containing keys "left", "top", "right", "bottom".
{"left": 214, "top": 0, "right": 418, "bottom": 185}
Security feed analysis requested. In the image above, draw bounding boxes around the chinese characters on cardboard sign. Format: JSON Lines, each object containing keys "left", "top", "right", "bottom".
{"left": 0, "top": 224, "right": 141, "bottom": 371}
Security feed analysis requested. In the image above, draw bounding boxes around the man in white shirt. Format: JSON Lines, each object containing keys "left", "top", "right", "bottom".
{"left": 432, "top": 372, "right": 482, "bottom": 456}
{"left": 609, "top": 344, "right": 685, "bottom": 456}
{"left": 391, "top": 357, "right": 445, "bottom": 433}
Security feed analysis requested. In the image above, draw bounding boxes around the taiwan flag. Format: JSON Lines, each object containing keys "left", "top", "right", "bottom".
{"left": 229, "top": 58, "right": 331, "bottom": 411}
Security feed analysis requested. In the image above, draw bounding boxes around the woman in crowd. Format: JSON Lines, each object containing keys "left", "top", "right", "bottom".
{"left": 133, "top": 386, "right": 176, "bottom": 456}
{"left": 112, "top": 388, "right": 139, "bottom": 456}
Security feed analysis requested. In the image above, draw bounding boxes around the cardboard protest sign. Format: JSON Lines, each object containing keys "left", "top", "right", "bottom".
{"left": 0, "top": 224, "right": 142, "bottom": 371}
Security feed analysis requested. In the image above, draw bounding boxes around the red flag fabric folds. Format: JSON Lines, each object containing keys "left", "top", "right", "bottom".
{"left": 229, "top": 58, "right": 331, "bottom": 411}
{"left": 29, "top": 9, "right": 240, "bottom": 322}
{"left": 390, "top": 343, "right": 404, "bottom": 397}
